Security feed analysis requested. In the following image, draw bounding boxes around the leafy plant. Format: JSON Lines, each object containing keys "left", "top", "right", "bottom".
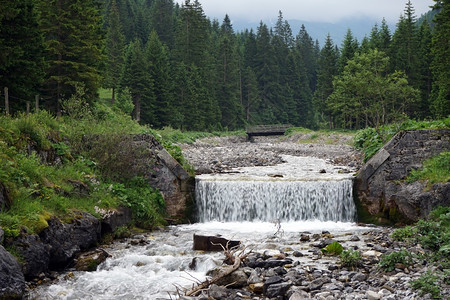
{"left": 391, "top": 225, "right": 418, "bottom": 243}
{"left": 378, "top": 249, "right": 414, "bottom": 272}
{"left": 340, "top": 249, "right": 362, "bottom": 269}
{"left": 321, "top": 241, "right": 343, "bottom": 255}
{"left": 411, "top": 271, "right": 442, "bottom": 299}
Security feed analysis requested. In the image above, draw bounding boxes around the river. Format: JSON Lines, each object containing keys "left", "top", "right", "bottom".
{"left": 27, "top": 155, "right": 372, "bottom": 299}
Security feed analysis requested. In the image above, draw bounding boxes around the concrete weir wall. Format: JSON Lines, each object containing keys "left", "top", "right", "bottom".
{"left": 355, "top": 129, "right": 450, "bottom": 223}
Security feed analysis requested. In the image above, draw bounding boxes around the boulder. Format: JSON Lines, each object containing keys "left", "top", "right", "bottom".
{"left": 0, "top": 227, "right": 4, "bottom": 244}
{"left": 39, "top": 212, "right": 101, "bottom": 269}
{"left": 12, "top": 234, "right": 50, "bottom": 279}
{"left": 193, "top": 234, "right": 240, "bottom": 251}
{"left": 0, "top": 245, "right": 25, "bottom": 299}
{"left": 73, "top": 249, "right": 110, "bottom": 271}
{"left": 355, "top": 129, "right": 450, "bottom": 223}
{"left": 101, "top": 206, "right": 132, "bottom": 234}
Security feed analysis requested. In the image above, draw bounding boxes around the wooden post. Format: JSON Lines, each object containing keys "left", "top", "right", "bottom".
{"left": 4, "top": 87, "right": 9, "bottom": 116}
{"left": 26, "top": 101, "right": 30, "bottom": 114}
{"left": 35, "top": 95, "right": 39, "bottom": 112}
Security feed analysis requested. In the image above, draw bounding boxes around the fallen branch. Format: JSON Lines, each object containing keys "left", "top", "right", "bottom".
{"left": 185, "top": 257, "right": 241, "bottom": 297}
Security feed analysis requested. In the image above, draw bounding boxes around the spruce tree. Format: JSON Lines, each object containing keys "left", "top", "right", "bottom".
{"left": 314, "top": 34, "right": 339, "bottom": 128}
{"left": 37, "top": 0, "right": 104, "bottom": 113}
{"left": 430, "top": 0, "right": 450, "bottom": 118}
{"left": 338, "top": 29, "right": 359, "bottom": 73}
{"left": 0, "top": 0, "right": 45, "bottom": 113}
{"left": 149, "top": 0, "right": 175, "bottom": 49}
{"left": 104, "top": 0, "right": 125, "bottom": 104}
{"left": 144, "top": 31, "right": 173, "bottom": 128}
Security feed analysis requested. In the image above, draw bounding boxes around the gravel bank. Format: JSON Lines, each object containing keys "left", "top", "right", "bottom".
{"left": 179, "top": 134, "right": 363, "bottom": 174}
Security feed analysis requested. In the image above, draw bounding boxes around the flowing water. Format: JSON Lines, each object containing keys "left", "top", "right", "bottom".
{"left": 28, "top": 155, "right": 368, "bottom": 300}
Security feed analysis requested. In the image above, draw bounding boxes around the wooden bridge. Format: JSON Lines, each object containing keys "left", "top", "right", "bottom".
{"left": 246, "top": 124, "right": 292, "bottom": 141}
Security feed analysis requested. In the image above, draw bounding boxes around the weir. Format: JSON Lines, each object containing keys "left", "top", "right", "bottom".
{"left": 195, "top": 178, "right": 356, "bottom": 223}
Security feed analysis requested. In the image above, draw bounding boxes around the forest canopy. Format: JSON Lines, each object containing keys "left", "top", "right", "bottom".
{"left": 0, "top": 0, "right": 448, "bottom": 131}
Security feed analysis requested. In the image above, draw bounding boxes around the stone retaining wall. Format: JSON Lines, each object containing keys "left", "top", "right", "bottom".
{"left": 355, "top": 129, "right": 450, "bottom": 223}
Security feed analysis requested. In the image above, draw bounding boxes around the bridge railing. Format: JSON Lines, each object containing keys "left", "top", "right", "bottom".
{"left": 246, "top": 124, "right": 292, "bottom": 134}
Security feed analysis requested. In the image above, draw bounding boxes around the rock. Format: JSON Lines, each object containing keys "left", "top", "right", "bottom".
{"left": 208, "top": 284, "right": 229, "bottom": 299}
{"left": 12, "top": 234, "right": 50, "bottom": 279}
{"left": 352, "top": 272, "right": 367, "bottom": 282}
{"left": 289, "top": 290, "right": 311, "bottom": 300}
{"left": 300, "top": 234, "right": 310, "bottom": 242}
{"left": 355, "top": 129, "right": 450, "bottom": 223}
{"left": 73, "top": 249, "right": 110, "bottom": 271}
{"left": 0, "top": 245, "right": 25, "bottom": 299}
{"left": 366, "top": 290, "right": 381, "bottom": 300}
{"left": 193, "top": 234, "right": 240, "bottom": 252}
{"left": 39, "top": 212, "right": 101, "bottom": 269}
{"left": 0, "top": 226, "right": 4, "bottom": 244}
{"left": 101, "top": 206, "right": 132, "bottom": 234}
{"left": 247, "top": 258, "right": 293, "bottom": 269}
{"left": 249, "top": 282, "right": 264, "bottom": 293}
{"left": 308, "top": 278, "right": 329, "bottom": 290}
{"left": 293, "top": 250, "right": 304, "bottom": 257}
{"left": 265, "top": 282, "right": 292, "bottom": 298}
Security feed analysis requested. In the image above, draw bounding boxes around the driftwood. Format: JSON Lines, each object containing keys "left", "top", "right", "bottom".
{"left": 185, "top": 238, "right": 252, "bottom": 297}
{"left": 193, "top": 234, "right": 240, "bottom": 251}
{"left": 185, "top": 257, "right": 241, "bottom": 296}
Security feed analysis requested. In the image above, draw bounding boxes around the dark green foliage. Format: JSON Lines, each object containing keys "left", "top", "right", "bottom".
{"left": 378, "top": 249, "right": 414, "bottom": 272}
{"left": 110, "top": 177, "right": 166, "bottom": 229}
{"left": 36, "top": 0, "right": 105, "bottom": 112}
{"left": 0, "top": 0, "right": 45, "bottom": 113}
{"left": 411, "top": 271, "right": 443, "bottom": 299}
{"left": 340, "top": 249, "right": 362, "bottom": 269}
{"left": 430, "top": 0, "right": 450, "bottom": 118}
{"left": 321, "top": 241, "right": 343, "bottom": 255}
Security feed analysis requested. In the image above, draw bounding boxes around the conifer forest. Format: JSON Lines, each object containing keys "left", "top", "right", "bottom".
{"left": 1, "top": 0, "right": 449, "bottom": 131}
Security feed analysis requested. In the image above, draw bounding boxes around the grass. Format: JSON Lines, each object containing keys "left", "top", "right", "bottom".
{"left": 284, "top": 126, "right": 356, "bottom": 145}
{"left": 0, "top": 94, "right": 170, "bottom": 239}
{"left": 354, "top": 118, "right": 449, "bottom": 162}
{"left": 407, "top": 152, "right": 450, "bottom": 187}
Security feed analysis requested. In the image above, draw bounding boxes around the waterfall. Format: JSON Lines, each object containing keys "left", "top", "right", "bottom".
{"left": 195, "top": 178, "right": 356, "bottom": 222}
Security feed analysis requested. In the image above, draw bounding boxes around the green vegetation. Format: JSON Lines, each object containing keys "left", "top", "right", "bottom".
{"left": 339, "top": 249, "right": 362, "bottom": 269}
{"left": 378, "top": 249, "right": 414, "bottom": 272}
{"left": 388, "top": 207, "right": 450, "bottom": 298}
{"left": 0, "top": 99, "right": 178, "bottom": 239}
{"left": 354, "top": 118, "right": 449, "bottom": 161}
{"left": 2, "top": 1, "right": 449, "bottom": 131}
{"left": 321, "top": 241, "right": 344, "bottom": 255}
{"left": 407, "top": 152, "right": 450, "bottom": 187}
{"left": 411, "top": 271, "right": 445, "bottom": 299}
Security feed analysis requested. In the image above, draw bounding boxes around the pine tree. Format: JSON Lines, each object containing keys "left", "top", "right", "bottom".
{"left": 145, "top": 30, "right": 173, "bottom": 128}
{"left": 338, "top": 29, "right": 359, "bottom": 73}
{"left": 215, "top": 15, "right": 243, "bottom": 129}
{"left": 296, "top": 25, "right": 318, "bottom": 93}
{"left": 149, "top": 0, "right": 175, "bottom": 49}
{"left": 430, "top": 0, "right": 450, "bottom": 118}
{"left": 314, "top": 34, "right": 339, "bottom": 128}
{"left": 121, "top": 39, "right": 151, "bottom": 121}
{"left": 0, "top": 0, "right": 45, "bottom": 113}
{"left": 415, "top": 21, "right": 433, "bottom": 119}
{"left": 37, "top": 0, "right": 105, "bottom": 114}
{"left": 390, "top": 1, "right": 419, "bottom": 86}
{"left": 104, "top": 0, "right": 125, "bottom": 104}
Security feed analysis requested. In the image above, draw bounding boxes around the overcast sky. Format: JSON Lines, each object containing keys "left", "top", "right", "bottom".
{"left": 176, "top": 0, "right": 434, "bottom": 24}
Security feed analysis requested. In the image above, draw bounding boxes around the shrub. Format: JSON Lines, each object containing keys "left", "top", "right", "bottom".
{"left": 411, "top": 271, "right": 442, "bottom": 299}
{"left": 378, "top": 249, "right": 414, "bottom": 272}
{"left": 340, "top": 249, "right": 362, "bottom": 269}
{"left": 391, "top": 225, "right": 418, "bottom": 243}
{"left": 407, "top": 152, "right": 450, "bottom": 186}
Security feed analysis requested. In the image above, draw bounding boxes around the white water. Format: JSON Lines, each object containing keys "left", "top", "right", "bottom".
{"left": 196, "top": 155, "right": 356, "bottom": 223}
{"left": 27, "top": 155, "right": 365, "bottom": 299}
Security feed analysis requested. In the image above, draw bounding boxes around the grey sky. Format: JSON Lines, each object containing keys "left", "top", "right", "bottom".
{"left": 176, "top": 0, "right": 434, "bottom": 24}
